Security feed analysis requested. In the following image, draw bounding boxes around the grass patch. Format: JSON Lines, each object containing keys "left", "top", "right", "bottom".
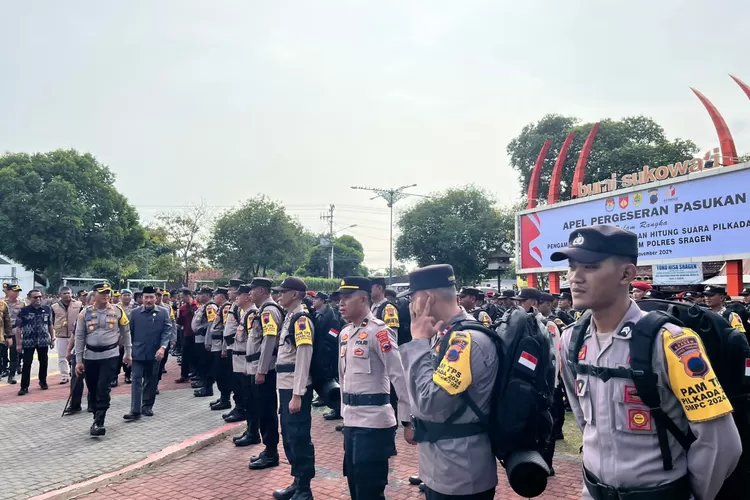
{"left": 555, "top": 411, "right": 583, "bottom": 458}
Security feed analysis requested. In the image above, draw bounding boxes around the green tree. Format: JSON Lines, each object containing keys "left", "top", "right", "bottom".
{"left": 151, "top": 202, "right": 209, "bottom": 285}
{"left": 0, "top": 150, "right": 144, "bottom": 287}
{"left": 206, "top": 195, "right": 311, "bottom": 278}
{"left": 369, "top": 264, "right": 409, "bottom": 277}
{"left": 299, "top": 234, "right": 366, "bottom": 278}
{"left": 395, "top": 186, "right": 514, "bottom": 285}
{"left": 506, "top": 114, "right": 699, "bottom": 203}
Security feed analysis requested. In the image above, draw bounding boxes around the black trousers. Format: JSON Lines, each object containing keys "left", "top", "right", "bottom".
{"left": 21, "top": 346, "right": 48, "bottom": 389}
{"left": 211, "top": 351, "right": 232, "bottom": 401}
{"left": 158, "top": 350, "right": 169, "bottom": 381}
{"left": 181, "top": 336, "right": 194, "bottom": 378}
{"left": 1, "top": 343, "right": 19, "bottom": 375}
{"left": 231, "top": 369, "right": 245, "bottom": 411}
{"left": 552, "top": 384, "right": 566, "bottom": 437}
{"left": 343, "top": 426, "right": 395, "bottom": 500}
{"left": 238, "top": 373, "right": 259, "bottom": 436}
{"left": 194, "top": 341, "right": 211, "bottom": 384}
{"left": 279, "top": 387, "right": 315, "bottom": 485}
{"left": 425, "top": 488, "right": 496, "bottom": 500}
{"left": 251, "top": 371, "right": 279, "bottom": 450}
{"left": 84, "top": 356, "right": 120, "bottom": 419}
{"left": 116, "top": 346, "right": 132, "bottom": 378}
{"left": 69, "top": 353, "right": 91, "bottom": 410}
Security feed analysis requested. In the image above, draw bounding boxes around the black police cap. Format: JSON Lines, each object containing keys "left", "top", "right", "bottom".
{"left": 514, "top": 288, "right": 542, "bottom": 301}
{"left": 501, "top": 289, "right": 515, "bottom": 298}
{"left": 384, "top": 288, "right": 397, "bottom": 299}
{"left": 141, "top": 286, "right": 157, "bottom": 294}
{"left": 227, "top": 279, "right": 243, "bottom": 289}
{"left": 3, "top": 283, "right": 21, "bottom": 292}
{"left": 336, "top": 277, "right": 372, "bottom": 295}
{"left": 703, "top": 285, "right": 726, "bottom": 296}
{"left": 237, "top": 284, "right": 252, "bottom": 294}
{"left": 539, "top": 292, "right": 554, "bottom": 303}
{"left": 559, "top": 292, "right": 572, "bottom": 301}
{"left": 315, "top": 291, "right": 329, "bottom": 301}
{"left": 180, "top": 288, "right": 193, "bottom": 296}
{"left": 198, "top": 287, "right": 214, "bottom": 295}
{"left": 213, "top": 287, "right": 229, "bottom": 297}
{"left": 551, "top": 224, "right": 638, "bottom": 264}
{"left": 249, "top": 277, "right": 273, "bottom": 290}
{"left": 93, "top": 282, "right": 112, "bottom": 293}
{"left": 397, "top": 264, "right": 456, "bottom": 298}
{"left": 740, "top": 287, "right": 750, "bottom": 297}
{"left": 330, "top": 291, "right": 341, "bottom": 300}
{"left": 371, "top": 277, "right": 387, "bottom": 288}
{"left": 272, "top": 277, "right": 307, "bottom": 293}
{"left": 459, "top": 287, "right": 482, "bottom": 298}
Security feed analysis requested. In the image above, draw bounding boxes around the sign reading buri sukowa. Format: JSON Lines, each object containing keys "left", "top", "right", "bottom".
{"left": 516, "top": 162, "right": 750, "bottom": 273}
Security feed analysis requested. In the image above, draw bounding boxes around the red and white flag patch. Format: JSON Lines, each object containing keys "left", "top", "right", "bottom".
{"left": 745, "top": 359, "right": 750, "bottom": 377}
{"left": 328, "top": 328, "right": 340, "bottom": 338}
{"left": 518, "top": 351, "right": 538, "bottom": 371}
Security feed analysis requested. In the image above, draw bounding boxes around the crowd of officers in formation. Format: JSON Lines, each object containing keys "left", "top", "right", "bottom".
{"left": 1, "top": 225, "right": 750, "bottom": 499}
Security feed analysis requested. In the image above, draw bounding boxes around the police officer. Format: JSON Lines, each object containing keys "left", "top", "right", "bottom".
{"left": 537, "top": 292, "right": 563, "bottom": 470}
{"left": 555, "top": 292, "right": 575, "bottom": 326}
{"left": 399, "top": 265, "right": 499, "bottom": 500}
{"left": 2, "top": 284, "right": 25, "bottom": 383}
{"left": 482, "top": 291, "right": 499, "bottom": 322}
{"left": 311, "top": 291, "right": 343, "bottom": 421}
{"left": 704, "top": 285, "right": 747, "bottom": 334}
{"left": 630, "top": 281, "right": 652, "bottom": 300}
{"left": 192, "top": 287, "right": 216, "bottom": 397}
{"left": 231, "top": 284, "right": 261, "bottom": 444}
{"left": 336, "top": 277, "right": 413, "bottom": 500}
{"left": 74, "top": 283, "right": 132, "bottom": 436}
{"left": 553, "top": 225, "right": 741, "bottom": 500}
{"left": 457, "top": 287, "right": 492, "bottom": 328}
{"left": 270, "top": 277, "right": 315, "bottom": 500}
{"left": 371, "top": 278, "right": 400, "bottom": 332}
{"left": 223, "top": 280, "right": 248, "bottom": 423}
{"left": 246, "top": 277, "right": 282, "bottom": 469}
{"left": 206, "top": 287, "right": 232, "bottom": 410}
{"left": 741, "top": 287, "right": 750, "bottom": 311}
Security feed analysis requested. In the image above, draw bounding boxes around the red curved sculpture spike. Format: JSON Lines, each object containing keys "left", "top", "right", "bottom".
{"left": 571, "top": 123, "right": 600, "bottom": 198}
{"left": 548, "top": 132, "right": 575, "bottom": 203}
{"left": 526, "top": 139, "right": 552, "bottom": 209}
{"left": 729, "top": 74, "right": 750, "bottom": 100}
{"left": 691, "top": 88, "right": 737, "bottom": 166}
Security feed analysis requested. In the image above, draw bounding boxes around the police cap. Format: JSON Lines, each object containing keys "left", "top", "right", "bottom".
{"left": 142, "top": 286, "right": 157, "bottom": 294}
{"left": 682, "top": 291, "right": 700, "bottom": 299}
{"left": 336, "top": 277, "right": 371, "bottom": 295}
{"left": 644, "top": 289, "right": 665, "bottom": 299}
{"left": 384, "top": 288, "right": 397, "bottom": 299}
{"left": 227, "top": 279, "right": 243, "bottom": 289}
{"left": 161, "top": 290, "right": 170, "bottom": 296}
{"left": 121, "top": 289, "right": 132, "bottom": 295}
{"left": 501, "top": 289, "right": 515, "bottom": 298}
{"left": 539, "top": 292, "right": 554, "bottom": 303}
{"left": 272, "top": 277, "right": 307, "bottom": 293}
{"left": 550, "top": 224, "right": 638, "bottom": 263}
{"left": 213, "top": 287, "right": 229, "bottom": 297}
{"left": 703, "top": 285, "right": 726, "bottom": 296}
{"left": 485, "top": 291, "right": 495, "bottom": 298}
{"left": 371, "top": 277, "right": 387, "bottom": 288}
{"left": 93, "top": 283, "right": 112, "bottom": 294}
{"left": 237, "top": 284, "right": 252, "bottom": 294}
{"left": 3, "top": 283, "right": 21, "bottom": 292}
{"left": 559, "top": 292, "right": 572, "bottom": 301}
{"left": 180, "top": 288, "right": 193, "bottom": 296}
{"left": 330, "top": 291, "right": 341, "bottom": 301}
{"left": 514, "top": 288, "right": 542, "bottom": 301}
{"left": 459, "top": 287, "right": 482, "bottom": 298}
{"left": 315, "top": 291, "right": 329, "bottom": 301}
{"left": 198, "top": 287, "right": 214, "bottom": 295}
{"left": 248, "top": 278, "right": 273, "bottom": 290}
{"left": 111, "top": 290, "right": 121, "bottom": 297}
{"left": 740, "top": 287, "right": 750, "bottom": 297}
{"left": 397, "top": 264, "right": 456, "bottom": 298}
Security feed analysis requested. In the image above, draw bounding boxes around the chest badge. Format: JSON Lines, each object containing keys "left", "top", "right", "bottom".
{"left": 578, "top": 345, "right": 587, "bottom": 361}
{"left": 358, "top": 331, "right": 368, "bottom": 340}
{"left": 353, "top": 347, "right": 365, "bottom": 357}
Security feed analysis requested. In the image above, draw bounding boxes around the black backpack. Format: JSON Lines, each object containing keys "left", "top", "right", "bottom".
{"left": 569, "top": 300, "right": 750, "bottom": 497}
{"left": 723, "top": 302, "right": 750, "bottom": 337}
{"left": 420, "top": 308, "right": 555, "bottom": 497}
{"left": 285, "top": 309, "right": 339, "bottom": 392}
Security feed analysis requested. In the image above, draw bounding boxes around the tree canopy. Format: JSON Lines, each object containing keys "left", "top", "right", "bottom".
{"left": 0, "top": 149, "right": 144, "bottom": 286}
{"left": 150, "top": 202, "right": 209, "bottom": 285}
{"left": 506, "top": 114, "right": 699, "bottom": 203}
{"left": 395, "top": 186, "right": 514, "bottom": 285}
{"left": 298, "top": 234, "right": 366, "bottom": 278}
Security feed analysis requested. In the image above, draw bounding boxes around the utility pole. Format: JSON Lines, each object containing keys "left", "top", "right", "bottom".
{"left": 351, "top": 184, "right": 427, "bottom": 284}
{"left": 321, "top": 204, "right": 335, "bottom": 278}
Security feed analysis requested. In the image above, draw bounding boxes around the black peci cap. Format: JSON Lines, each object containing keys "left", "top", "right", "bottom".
{"left": 514, "top": 288, "right": 542, "bottom": 301}
{"left": 272, "top": 277, "right": 307, "bottom": 293}
{"left": 371, "top": 277, "right": 387, "bottom": 288}
{"left": 141, "top": 286, "right": 157, "bottom": 294}
{"left": 249, "top": 277, "right": 273, "bottom": 290}
{"left": 539, "top": 293, "right": 554, "bottom": 303}
{"left": 237, "top": 284, "right": 252, "bottom": 294}
{"left": 93, "top": 283, "right": 112, "bottom": 293}
{"left": 336, "top": 277, "right": 372, "bottom": 295}
{"left": 397, "top": 264, "right": 456, "bottom": 298}
{"left": 703, "top": 285, "right": 726, "bottom": 296}
{"left": 551, "top": 225, "right": 638, "bottom": 264}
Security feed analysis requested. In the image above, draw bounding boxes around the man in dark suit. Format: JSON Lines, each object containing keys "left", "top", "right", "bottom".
{"left": 124, "top": 286, "right": 172, "bottom": 420}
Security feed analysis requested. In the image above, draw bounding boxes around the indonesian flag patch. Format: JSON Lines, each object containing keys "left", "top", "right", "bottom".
{"left": 518, "top": 351, "right": 538, "bottom": 371}
{"left": 745, "top": 359, "right": 750, "bottom": 377}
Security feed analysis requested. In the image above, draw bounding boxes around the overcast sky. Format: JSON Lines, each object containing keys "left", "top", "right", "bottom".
{"left": 2, "top": 1, "right": 749, "bottom": 269}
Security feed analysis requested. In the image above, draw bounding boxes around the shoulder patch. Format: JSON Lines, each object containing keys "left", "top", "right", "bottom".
{"left": 433, "top": 330, "right": 472, "bottom": 395}
{"left": 116, "top": 304, "right": 129, "bottom": 326}
{"left": 206, "top": 305, "right": 217, "bottom": 323}
{"left": 375, "top": 329, "right": 393, "bottom": 352}
{"left": 663, "top": 327, "right": 733, "bottom": 422}
{"left": 261, "top": 311, "right": 278, "bottom": 336}
{"left": 481, "top": 311, "right": 491, "bottom": 328}
{"left": 729, "top": 312, "right": 746, "bottom": 333}
{"left": 294, "top": 316, "right": 313, "bottom": 346}
{"left": 383, "top": 304, "right": 399, "bottom": 328}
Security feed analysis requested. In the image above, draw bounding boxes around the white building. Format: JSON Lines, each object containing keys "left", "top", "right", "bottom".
{"left": 0, "top": 254, "right": 41, "bottom": 292}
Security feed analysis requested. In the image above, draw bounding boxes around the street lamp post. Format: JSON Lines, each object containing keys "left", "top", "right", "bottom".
{"left": 329, "top": 224, "right": 358, "bottom": 279}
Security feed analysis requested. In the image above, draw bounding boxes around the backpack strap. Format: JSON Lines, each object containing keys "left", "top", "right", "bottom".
{"left": 630, "top": 310, "right": 696, "bottom": 471}
{"left": 567, "top": 311, "right": 592, "bottom": 376}
{"left": 286, "top": 311, "right": 315, "bottom": 347}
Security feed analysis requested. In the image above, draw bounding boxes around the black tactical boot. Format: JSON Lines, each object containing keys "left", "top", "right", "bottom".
{"left": 290, "top": 488, "right": 313, "bottom": 500}
{"left": 234, "top": 433, "right": 261, "bottom": 447}
{"left": 90, "top": 412, "right": 106, "bottom": 436}
{"left": 250, "top": 449, "right": 280, "bottom": 469}
{"left": 272, "top": 479, "right": 298, "bottom": 500}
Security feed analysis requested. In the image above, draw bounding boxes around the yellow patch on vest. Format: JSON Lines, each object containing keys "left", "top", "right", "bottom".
{"left": 433, "top": 331, "right": 472, "bottom": 395}
{"left": 206, "top": 305, "right": 217, "bottom": 323}
{"left": 294, "top": 316, "right": 313, "bottom": 346}
{"left": 261, "top": 311, "right": 277, "bottom": 336}
{"left": 116, "top": 304, "right": 129, "bottom": 326}
{"left": 663, "top": 327, "right": 733, "bottom": 422}
{"left": 383, "top": 304, "right": 399, "bottom": 328}
{"left": 729, "top": 312, "right": 746, "bottom": 333}
{"left": 481, "top": 312, "right": 491, "bottom": 328}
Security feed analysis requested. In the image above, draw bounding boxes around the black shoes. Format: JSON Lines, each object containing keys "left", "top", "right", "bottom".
{"left": 290, "top": 489, "right": 313, "bottom": 500}
{"left": 110, "top": 379, "right": 118, "bottom": 388}
{"left": 234, "top": 434, "right": 261, "bottom": 447}
{"left": 335, "top": 425, "right": 343, "bottom": 432}
{"left": 39, "top": 381, "right": 48, "bottom": 390}
{"left": 223, "top": 408, "right": 246, "bottom": 422}
{"left": 409, "top": 476, "right": 423, "bottom": 485}
{"left": 311, "top": 397, "right": 325, "bottom": 407}
{"left": 272, "top": 479, "right": 298, "bottom": 500}
{"left": 63, "top": 406, "right": 82, "bottom": 416}
{"left": 124, "top": 375, "right": 132, "bottom": 384}
{"left": 210, "top": 400, "right": 231, "bottom": 411}
{"left": 142, "top": 407, "right": 154, "bottom": 417}
{"left": 17, "top": 388, "right": 28, "bottom": 396}
{"left": 322, "top": 410, "right": 342, "bottom": 421}
{"left": 90, "top": 422, "right": 106, "bottom": 436}
{"left": 175, "top": 377, "right": 189, "bottom": 384}
{"left": 418, "top": 483, "right": 426, "bottom": 493}
{"left": 7, "top": 375, "right": 16, "bottom": 384}
{"left": 123, "top": 412, "right": 141, "bottom": 421}
{"left": 249, "top": 450, "right": 280, "bottom": 470}
{"left": 194, "top": 388, "right": 214, "bottom": 397}
{"left": 191, "top": 380, "right": 204, "bottom": 389}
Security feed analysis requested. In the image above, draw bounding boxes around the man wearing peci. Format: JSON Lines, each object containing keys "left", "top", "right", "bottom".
{"left": 124, "top": 286, "right": 172, "bottom": 420}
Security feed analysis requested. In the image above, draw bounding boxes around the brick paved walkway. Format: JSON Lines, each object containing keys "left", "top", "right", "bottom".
{"left": 0, "top": 358, "right": 238, "bottom": 500}
{"left": 80, "top": 409, "right": 584, "bottom": 500}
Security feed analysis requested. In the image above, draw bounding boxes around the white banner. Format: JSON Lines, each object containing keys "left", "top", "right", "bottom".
{"left": 652, "top": 263, "right": 704, "bottom": 285}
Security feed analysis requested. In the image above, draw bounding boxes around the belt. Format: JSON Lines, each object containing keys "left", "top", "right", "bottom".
{"left": 276, "top": 363, "right": 295, "bottom": 373}
{"left": 85, "top": 342, "right": 119, "bottom": 353}
{"left": 232, "top": 351, "right": 246, "bottom": 356}
{"left": 211, "top": 334, "right": 223, "bottom": 340}
{"left": 246, "top": 353, "right": 261, "bottom": 362}
{"left": 411, "top": 416, "right": 484, "bottom": 443}
{"left": 583, "top": 469, "right": 691, "bottom": 500}
{"left": 342, "top": 392, "right": 389, "bottom": 406}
